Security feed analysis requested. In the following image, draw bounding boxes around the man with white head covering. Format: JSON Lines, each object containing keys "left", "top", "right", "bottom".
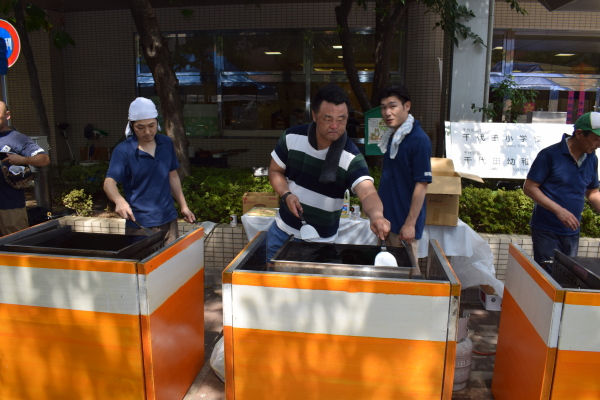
{"left": 104, "top": 97, "right": 195, "bottom": 244}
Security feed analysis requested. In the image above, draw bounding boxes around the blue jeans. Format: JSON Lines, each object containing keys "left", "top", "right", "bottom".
{"left": 266, "top": 221, "right": 301, "bottom": 263}
{"left": 531, "top": 229, "right": 579, "bottom": 273}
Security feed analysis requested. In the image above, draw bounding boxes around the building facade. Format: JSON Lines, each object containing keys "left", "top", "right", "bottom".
{"left": 1, "top": 0, "right": 599, "bottom": 168}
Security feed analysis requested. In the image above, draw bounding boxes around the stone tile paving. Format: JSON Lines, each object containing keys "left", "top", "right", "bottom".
{"left": 452, "top": 300, "right": 501, "bottom": 400}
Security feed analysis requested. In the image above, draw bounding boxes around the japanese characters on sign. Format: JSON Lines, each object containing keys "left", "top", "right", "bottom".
{"left": 445, "top": 122, "right": 573, "bottom": 179}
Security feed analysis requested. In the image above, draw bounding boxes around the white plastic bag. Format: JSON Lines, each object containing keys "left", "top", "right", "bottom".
{"left": 210, "top": 336, "right": 225, "bottom": 382}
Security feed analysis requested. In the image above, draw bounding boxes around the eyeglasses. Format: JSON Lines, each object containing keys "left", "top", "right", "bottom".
{"left": 320, "top": 116, "right": 347, "bottom": 124}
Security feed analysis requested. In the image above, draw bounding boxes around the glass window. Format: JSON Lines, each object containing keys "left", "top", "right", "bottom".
{"left": 490, "top": 33, "right": 505, "bottom": 72}
{"left": 136, "top": 29, "right": 403, "bottom": 137}
{"left": 222, "top": 81, "right": 306, "bottom": 131}
{"left": 222, "top": 33, "right": 304, "bottom": 72}
{"left": 169, "top": 34, "right": 215, "bottom": 75}
{"left": 138, "top": 34, "right": 215, "bottom": 75}
{"left": 312, "top": 32, "right": 400, "bottom": 73}
{"left": 138, "top": 84, "right": 219, "bottom": 137}
{"left": 309, "top": 82, "right": 371, "bottom": 138}
{"left": 558, "top": 90, "right": 597, "bottom": 121}
{"left": 513, "top": 34, "right": 600, "bottom": 74}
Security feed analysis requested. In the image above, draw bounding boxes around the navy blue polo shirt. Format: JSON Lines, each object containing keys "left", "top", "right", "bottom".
{"left": 378, "top": 120, "right": 432, "bottom": 239}
{"left": 0, "top": 129, "right": 48, "bottom": 209}
{"left": 527, "top": 133, "right": 599, "bottom": 235}
{"left": 106, "top": 134, "right": 179, "bottom": 228}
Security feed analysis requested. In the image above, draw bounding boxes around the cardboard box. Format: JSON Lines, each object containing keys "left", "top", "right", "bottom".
{"left": 242, "top": 192, "right": 279, "bottom": 215}
{"left": 246, "top": 207, "right": 278, "bottom": 217}
{"left": 425, "top": 158, "right": 483, "bottom": 226}
{"left": 479, "top": 285, "right": 502, "bottom": 311}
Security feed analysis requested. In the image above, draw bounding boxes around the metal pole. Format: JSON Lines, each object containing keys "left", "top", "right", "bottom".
{"left": 482, "top": 0, "right": 495, "bottom": 122}
{"left": 1, "top": 74, "right": 8, "bottom": 108}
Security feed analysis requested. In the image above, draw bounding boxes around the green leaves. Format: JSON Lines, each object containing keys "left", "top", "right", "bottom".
{"left": 421, "top": 0, "right": 481, "bottom": 46}
{"left": 459, "top": 185, "right": 600, "bottom": 238}
{"left": 181, "top": 167, "right": 274, "bottom": 223}
{"left": 0, "top": 1, "right": 75, "bottom": 49}
{"left": 180, "top": 9, "right": 193, "bottom": 18}
{"left": 23, "top": 3, "right": 50, "bottom": 32}
{"left": 55, "top": 162, "right": 109, "bottom": 199}
{"left": 472, "top": 75, "right": 538, "bottom": 122}
{"left": 505, "top": 0, "right": 527, "bottom": 15}
{"left": 52, "top": 29, "right": 75, "bottom": 49}
{"left": 421, "top": 0, "right": 526, "bottom": 46}
{"left": 62, "top": 189, "right": 93, "bottom": 216}
{"left": 459, "top": 187, "right": 533, "bottom": 234}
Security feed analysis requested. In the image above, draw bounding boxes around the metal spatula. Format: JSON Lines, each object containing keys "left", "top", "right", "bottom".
{"left": 131, "top": 219, "right": 154, "bottom": 236}
{"left": 374, "top": 238, "right": 398, "bottom": 267}
{"left": 299, "top": 212, "right": 319, "bottom": 241}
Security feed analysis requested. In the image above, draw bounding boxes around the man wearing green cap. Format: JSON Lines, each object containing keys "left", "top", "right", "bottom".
{"left": 524, "top": 111, "right": 600, "bottom": 272}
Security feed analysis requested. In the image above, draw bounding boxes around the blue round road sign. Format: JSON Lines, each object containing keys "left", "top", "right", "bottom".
{"left": 0, "top": 19, "right": 20, "bottom": 68}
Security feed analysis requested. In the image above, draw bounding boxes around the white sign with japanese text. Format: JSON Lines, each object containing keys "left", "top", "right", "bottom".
{"left": 445, "top": 122, "right": 573, "bottom": 179}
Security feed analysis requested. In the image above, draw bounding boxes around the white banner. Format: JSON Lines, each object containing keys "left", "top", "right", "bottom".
{"left": 445, "top": 122, "right": 573, "bottom": 179}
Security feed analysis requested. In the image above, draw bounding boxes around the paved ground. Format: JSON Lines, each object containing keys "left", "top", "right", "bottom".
{"left": 184, "top": 287, "right": 501, "bottom": 400}
{"left": 451, "top": 297, "right": 501, "bottom": 400}
{"left": 183, "top": 284, "right": 226, "bottom": 400}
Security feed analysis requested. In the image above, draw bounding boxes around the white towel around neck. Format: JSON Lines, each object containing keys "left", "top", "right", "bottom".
{"left": 377, "top": 114, "right": 414, "bottom": 159}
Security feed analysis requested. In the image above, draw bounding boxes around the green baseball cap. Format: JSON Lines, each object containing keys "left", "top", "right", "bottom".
{"left": 574, "top": 112, "right": 600, "bottom": 136}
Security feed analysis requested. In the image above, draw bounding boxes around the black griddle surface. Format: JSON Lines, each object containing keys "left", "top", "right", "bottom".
{"left": 274, "top": 241, "right": 413, "bottom": 267}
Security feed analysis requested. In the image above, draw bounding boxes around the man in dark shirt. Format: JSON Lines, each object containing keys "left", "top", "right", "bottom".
{"left": 0, "top": 101, "right": 50, "bottom": 236}
{"left": 524, "top": 111, "right": 600, "bottom": 271}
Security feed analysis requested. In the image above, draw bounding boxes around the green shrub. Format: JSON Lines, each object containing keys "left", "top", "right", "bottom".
{"left": 459, "top": 186, "right": 600, "bottom": 237}
{"left": 51, "top": 163, "right": 600, "bottom": 238}
{"left": 62, "top": 189, "right": 93, "bottom": 216}
{"left": 54, "top": 162, "right": 109, "bottom": 199}
{"left": 581, "top": 202, "right": 600, "bottom": 238}
{"left": 181, "top": 167, "right": 273, "bottom": 223}
{"left": 459, "top": 187, "right": 533, "bottom": 234}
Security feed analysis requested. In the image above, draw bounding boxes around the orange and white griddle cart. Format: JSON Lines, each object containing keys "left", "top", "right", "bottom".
{"left": 222, "top": 232, "right": 461, "bottom": 400}
{"left": 492, "top": 244, "right": 600, "bottom": 399}
{"left": 0, "top": 220, "right": 205, "bottom": 400}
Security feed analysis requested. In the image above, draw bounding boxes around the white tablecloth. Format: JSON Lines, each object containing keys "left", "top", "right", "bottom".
{"left": 242, "top": 213, "right": 377, "bottom": 245}
{"left": 241, "top": 212, "right": 503, "bottom": 296}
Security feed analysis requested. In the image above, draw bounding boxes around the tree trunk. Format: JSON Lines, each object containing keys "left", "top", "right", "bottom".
{"left": 336, "top": 0, "right": 409, "bottom": 112}
{"left": 127, "top": 0, "right": 190, "bottom": 177}
{"left": 12, "top": 1, "right": 51, "bottom": 140}
{"left": 370, "top": 0, "right": 408, "bottom": 107}
{"left": 335, "top": 0, "right": 370, "bottom": 113}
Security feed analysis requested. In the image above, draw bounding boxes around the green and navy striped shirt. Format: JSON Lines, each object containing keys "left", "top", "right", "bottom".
{"left": 271, "top": 123, "right": 373, "bottom": 242}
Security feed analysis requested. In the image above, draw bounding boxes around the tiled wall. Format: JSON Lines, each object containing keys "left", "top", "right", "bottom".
{"left": 480, "top": 232, "right": 600, "bottom": 284}
{"left": 58, "top": 216, "right": 600, "bottom": 288}
{"left": 494, "top": 0, "right": 600, "bottom": 30}
{"left": 405, "top": 2, "right": 445, "bottom": 150}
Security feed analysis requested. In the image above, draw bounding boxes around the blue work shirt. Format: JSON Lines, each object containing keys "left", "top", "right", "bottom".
{"left": 106, "top": 134, "right": 179, "bottom": 228}
{"left": 527, "top": 133, "right": 599, "bottom": 235}
{"left": 378, "top": 120, "right": 432, "bottom": 239}
{"left": 0, "top": 129, "right": 48, "bottom": 209}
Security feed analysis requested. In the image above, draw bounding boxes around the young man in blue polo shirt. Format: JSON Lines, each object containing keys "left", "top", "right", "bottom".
{"left": 377, "top": 84, "right": 432, "bottom": 265}
{"left": 104, "top": 97, "right": 195, "bottom": 244}
{"left": 524, "top": 111, "right": 600, "bottom": 272}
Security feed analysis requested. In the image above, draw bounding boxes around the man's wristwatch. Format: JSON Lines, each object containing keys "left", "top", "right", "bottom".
{"left": 281, "top": 191, "right": 292, "bottom": 203}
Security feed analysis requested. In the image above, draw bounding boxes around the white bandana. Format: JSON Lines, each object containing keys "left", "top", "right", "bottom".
{"left": 377, "top": 114, "right": 414, "bottom": 159}
{"left": 125, "top": 97, "right": 161, "bottom": 137}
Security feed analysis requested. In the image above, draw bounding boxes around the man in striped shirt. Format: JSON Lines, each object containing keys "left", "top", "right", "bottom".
{"left": 267, "top": 84, "right": 390, "bottom": 262}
